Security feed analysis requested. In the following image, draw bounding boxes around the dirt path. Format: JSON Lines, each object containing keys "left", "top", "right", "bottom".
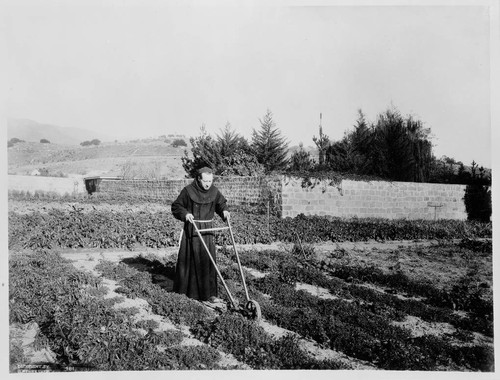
{"left": 56, "top": 247, "right": 376, "bottom": 370}
{"left": 12, "top": 247, "right": 248, "bottom": 370}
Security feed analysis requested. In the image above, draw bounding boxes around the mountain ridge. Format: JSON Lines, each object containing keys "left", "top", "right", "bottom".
{"left": 8, "top": 118, "right": 117, "bottom": 146}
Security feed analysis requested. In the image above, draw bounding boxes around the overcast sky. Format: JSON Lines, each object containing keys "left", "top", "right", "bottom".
{"left": 3, "top": 0, "right": 497, "bottom": 168}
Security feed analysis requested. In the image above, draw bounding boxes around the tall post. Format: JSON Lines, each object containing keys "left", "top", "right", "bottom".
{"left": 319, "top": 113, "right": 323, "bottom": 165}
{"left": 313, "top": 112, "right": 329, "bottom": 167}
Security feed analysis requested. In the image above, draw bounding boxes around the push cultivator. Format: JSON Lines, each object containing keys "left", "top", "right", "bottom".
{"left": 191, "top": 219, "right": 261, "bottom": 321}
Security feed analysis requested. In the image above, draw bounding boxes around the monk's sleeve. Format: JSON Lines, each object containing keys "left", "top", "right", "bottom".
{"left": 171, "top": 188, "right": 190, "bottom": 222}
{"left": 215, "top": 190, "right": 228, "bottom": 221}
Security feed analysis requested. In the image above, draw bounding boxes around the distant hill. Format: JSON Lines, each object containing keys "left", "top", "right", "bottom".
{"left": 7, "top": 119, "right": 117, "bottom": 146}
{"left": 7, "top": 138, "right": 189, "bottom": 179}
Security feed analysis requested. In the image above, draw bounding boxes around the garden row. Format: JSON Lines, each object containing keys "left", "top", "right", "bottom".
{"left": 9, "top": 250, "right": 219, "bottom": 371}
{"left": 89, "top": 246, "right": 493, "bottom": 371}
{"left": 8, "top": 190, "right": 171, "bottom": 204}
{"left": 216, "top": 247, "right": 494, "bottom": 371}
{"left": 8, "top": 208, "right": 491, "bottom": 250}
{"left": 233, "top": 245, "right": 493, "bottom": 334}
{"left": 10, "top": 241, "right": 494, "bottom": 371}
{"left": 9, "top": 250, "right": 347, "bottom": 371}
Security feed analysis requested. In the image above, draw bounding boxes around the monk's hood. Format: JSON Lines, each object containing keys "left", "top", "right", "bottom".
{"left": 186, "top": 180, "right": 219, "bottom": 204}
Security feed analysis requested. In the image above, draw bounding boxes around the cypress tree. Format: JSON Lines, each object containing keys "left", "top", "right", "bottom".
{"left": 251, "top": 109, "right": 289, "bottom": 173}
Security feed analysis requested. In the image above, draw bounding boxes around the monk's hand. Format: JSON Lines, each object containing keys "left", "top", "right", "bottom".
{"left": 185, "top": 213, "right": 195, "bottom": 224}
{"left": 223, "top": 211, "right": 230, "bottom": 221}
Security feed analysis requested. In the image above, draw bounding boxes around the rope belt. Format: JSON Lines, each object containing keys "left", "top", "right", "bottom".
{"left": 178, "top": 219, "right": 216, "bottom": 249}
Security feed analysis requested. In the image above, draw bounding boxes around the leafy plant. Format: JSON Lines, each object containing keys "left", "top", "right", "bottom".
{"left": 9, "top": 251, "right": 224, "bottom": 371}
{"left": 192, "top": 313, "right": 345, "bottom": 369}
{"left": 8, "top": 208, "right": 492, "bottom": 252}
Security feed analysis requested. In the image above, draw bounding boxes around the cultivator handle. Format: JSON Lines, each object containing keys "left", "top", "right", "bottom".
{"left": 193, "top": 219, "right": 231, "bottom": 233}
{"left": 226, "top": 219, "right": 251, "bottom": 302}
{"left": 191, "top": 220, "right": 238, "bottom": 309}
{"left": 196, "top": 226, "right": 230, "bottom": 233}
{"left": 193, "top": 219, "right": 249, "bottom": 298}
{"left": 190, "top": 218, "right": 261, "bottom": 322}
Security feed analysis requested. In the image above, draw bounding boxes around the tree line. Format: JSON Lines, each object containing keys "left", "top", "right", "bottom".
{"left": 182, "top": 107, "right": 490, "bottom": 186}
{"left": 182, "top": 107, "right": 491, "bottom": 222}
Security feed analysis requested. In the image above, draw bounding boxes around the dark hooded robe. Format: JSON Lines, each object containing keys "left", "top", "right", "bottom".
{"left": 171, "top": 179, "right": 228, "bottom": 301}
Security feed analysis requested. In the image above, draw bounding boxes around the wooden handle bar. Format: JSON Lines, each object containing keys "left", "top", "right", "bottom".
{"left": 196, "top": 227, "right": 230, "bottom": 233}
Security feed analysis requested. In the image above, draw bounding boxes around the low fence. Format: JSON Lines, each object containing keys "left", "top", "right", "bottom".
{"left": 8, "top": 175, "right": 86, "bottom": 196}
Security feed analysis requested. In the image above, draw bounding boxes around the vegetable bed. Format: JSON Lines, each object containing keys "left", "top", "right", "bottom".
{"left": 8, "top": 207, "right": 491, "bottom": 250}
{"left": 8, "top": 202, "right": 494, "bottom": 372}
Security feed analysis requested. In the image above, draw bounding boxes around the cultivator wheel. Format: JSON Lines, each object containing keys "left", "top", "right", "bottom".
{"left": 245, "top": 300, "right": 262, "bottom": 322}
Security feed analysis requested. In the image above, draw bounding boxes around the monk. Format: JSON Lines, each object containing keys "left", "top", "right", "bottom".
{"left": 171, "top": 167, "right": 230, "bottom": 303}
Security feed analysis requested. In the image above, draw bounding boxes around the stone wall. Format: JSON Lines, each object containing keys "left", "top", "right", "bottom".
{"left": 97, "top": 176, "right": 282, "bottom": 207}
{"left": 94, "top": 175, "right": 468, "bottom": 220}
{"left": 281, "top": 178, "right": 467, "bottom": 220}
{"left": 213, "top": 176, "right": 282, "bottom": 209}
{"left": 98, "top": 178, "right": 191, "bottom": 201}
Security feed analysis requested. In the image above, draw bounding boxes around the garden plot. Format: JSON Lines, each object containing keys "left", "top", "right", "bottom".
{"left": 9, "top": 249, "right": 249, "bottom": 372}
{"left": 61, "top": 248, "right": 377, "bottom": 370}
{"left": 8, "top": 200, "right": 494, "bottom": 372}
{"left": 11, "top": 237, "right": 493, "bottom": 372}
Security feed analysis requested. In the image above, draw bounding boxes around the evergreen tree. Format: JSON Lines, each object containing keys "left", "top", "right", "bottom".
{"left": 321, "top": 106, "right": 434, "bottom": 182}
{"left": 288, "top": 143, "right": 314, "bottom": 171}
{"left": 181, "top": 125, "right": 222, "bottom": 177}
{"left": 429, "top": 156, "right": 459, "bottom": 183}
{"left": 217, "top": 122, "right": 241, "bottom": 157}
{"left": 371, "top": 108, "right": 413, "bottom": 180}
{"left": 312, "top": 113, "right": 329, "bottom": 167}
{"left": 350, "top": 109, "right": 373, "bottom": 173}
{"left": 251, "top": 109, "right": 289, "bottom": 173}
{"left": 217, "top": 123, "right": 264, "bottom": 176}
{"left": 182, "top": 124, "right": 264, "bottom": 177}
{"left": 464, "top": 160, "right": 491, "bottom": 222}
{"left": 325, "top": 136, "right": 355, "bottom": 172}
{"left": 405, "top": 117, "right": 433, "bottom": 182}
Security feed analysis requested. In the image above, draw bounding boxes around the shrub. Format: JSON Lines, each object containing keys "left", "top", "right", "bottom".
{"left": 464, "top": 184, "right": 491, "bottom": 222}
{"left": 171, "top": 138, "right": 187, "bottom": 147}
{"left": 80, "top": 139, "right": 101, "bottom": 147}
{"left": 8, "top": 137, "right": 25, "bottom": 147}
